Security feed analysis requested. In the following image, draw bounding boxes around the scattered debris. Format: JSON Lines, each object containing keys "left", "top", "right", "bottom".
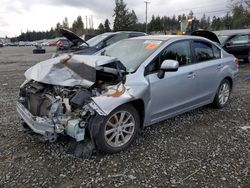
{"left": 240, "top": 126, "right": 250, "bottom": 130}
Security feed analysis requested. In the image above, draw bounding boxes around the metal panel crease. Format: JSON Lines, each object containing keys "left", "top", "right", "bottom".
{"left": 24, "top": 54, "right": 119, "bottom": 87}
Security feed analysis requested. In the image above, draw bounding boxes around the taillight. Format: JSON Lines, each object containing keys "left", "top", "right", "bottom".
{"left": 234, "top": 58, "right": 239, "bottom": 67}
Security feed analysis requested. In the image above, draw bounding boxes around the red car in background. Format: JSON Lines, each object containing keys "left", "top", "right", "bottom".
{"left": 48, "top": 41, "right": 57, "bottom": 46}
{"left": 56, "top": 39, "right": 72, "bottom": 50}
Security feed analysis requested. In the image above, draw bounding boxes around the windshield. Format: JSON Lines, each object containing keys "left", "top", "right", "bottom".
{"left": 218, "top": 35, "right": 230, "bottom": 44}
{"left": 101, "top": 39, "right": 163, "bottom": 72}
{"left": 85, "top": 33, "right": 113, "bottom": 47}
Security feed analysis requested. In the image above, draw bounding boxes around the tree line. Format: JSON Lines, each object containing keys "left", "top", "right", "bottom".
{"left": 12, "top": 15, "right": 85, "bottom": 42}
{"left": 11, "top": 0, "right": 250, "bottom": 42}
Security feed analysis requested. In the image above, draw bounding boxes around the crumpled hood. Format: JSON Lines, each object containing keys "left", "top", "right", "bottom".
{"left": 25, "top": 54, "right": 120, "bottom": 87}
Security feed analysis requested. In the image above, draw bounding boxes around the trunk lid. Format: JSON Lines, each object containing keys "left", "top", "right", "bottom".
{"left": 191, "top": 30, "right": 221, "bottom": 44}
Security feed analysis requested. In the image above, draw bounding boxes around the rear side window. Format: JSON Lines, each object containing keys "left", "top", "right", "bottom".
{"left": 228, "top": 35, "right": 249, "bottom": 45}
{"left": 193, "top": 41, "right": 221, "bottom": 62}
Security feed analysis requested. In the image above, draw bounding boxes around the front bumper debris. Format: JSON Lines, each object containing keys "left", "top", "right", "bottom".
{"left": 16, "top": 102, "right": 55, "bottom": 135}
{"left": 16, "top": 102, "right": 85, "bottom": 142}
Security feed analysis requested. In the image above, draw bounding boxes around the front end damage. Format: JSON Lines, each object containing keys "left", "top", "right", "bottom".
{"left": 17, "top": 82, "right": 97, "bottom": 142}
{"left": 16, "top": 54, "right": 130, "bottom": 146}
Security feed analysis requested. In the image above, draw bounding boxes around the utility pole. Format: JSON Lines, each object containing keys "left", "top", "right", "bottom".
{"left": 86, "top": 16, "right": 88, "bottom": 29}
{"left": 145, "top": 1, "right": 150, "bottom": 33}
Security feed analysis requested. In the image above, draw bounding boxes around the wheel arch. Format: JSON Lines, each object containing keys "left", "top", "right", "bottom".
{"left": 223, "top": 76, "right": 233, "bottom": 90}
{"left": 88, "top": 98, "right": 145, "bottom": 139}
{"left": 127, "top": 99, "right": 145, "bottom": 129}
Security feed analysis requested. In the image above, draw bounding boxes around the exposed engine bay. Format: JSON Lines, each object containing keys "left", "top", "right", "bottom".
{"left": 19, "top": 82, "right": 87, "bottom": 141}
{"left": 17, "top": 54, "right": 129, "bottom": 143}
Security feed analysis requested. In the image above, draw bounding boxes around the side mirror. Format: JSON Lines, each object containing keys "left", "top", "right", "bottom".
{"left": 225, "top": 42, "right": 232, "bottom": 47}
{"left": 157, "top": 60, "right": 179, "bottom": 79}
{"left": 160, "top": 60, "right": 179, "bottom": 71}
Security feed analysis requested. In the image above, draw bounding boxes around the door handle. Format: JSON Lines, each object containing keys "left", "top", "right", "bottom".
{"left": 187, "top": 72, "right": 196, "bottom": 79}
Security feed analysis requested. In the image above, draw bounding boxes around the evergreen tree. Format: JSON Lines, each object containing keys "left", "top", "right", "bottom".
{"left": 223, "top": 13, "right": 232, "bottom": 29}
{"left": 113, "top": 0, "right": 130, "bottom": 31}
{"left": 104, "top": 19, "right": 111, "bottom": 32}
{"left": 98, "top": 23, "right": 105, "bottom": 34}
{"left": 71, "top": 20, "right": 78, "bottom": 33}
{"left": 128, "top": 10, "right": 138, "bottom": 30}
{"left": 188, "top": 11, "right": 194, "bottom": 19}
{"left": 55, "top": 22, "right": 62, "bottom": 37}
{"left": 62, "top": 17, "right": 69, "bottom": 29}
{"left": 200, "top": 14, "right": 210, "bottom": 29}
{"left": 71, "top": 16, "right": 84, "bottom": 36}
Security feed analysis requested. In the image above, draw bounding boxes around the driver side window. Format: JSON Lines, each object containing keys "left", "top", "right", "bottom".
{"left": 161, "top": 41, "right": 191, "bottom": 66}
{"left": 145, "top": 40, "right": 191, "bottom": 74}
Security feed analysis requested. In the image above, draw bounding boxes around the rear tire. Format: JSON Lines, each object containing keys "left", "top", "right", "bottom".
{"left": 95, "top": 105, "right": 140, "bottom": 153}
{"left": 33, "top": 49, "right": 46, "bottom": 54}
{"left": 212, "top": 79, "right": 231, "bottom": 109}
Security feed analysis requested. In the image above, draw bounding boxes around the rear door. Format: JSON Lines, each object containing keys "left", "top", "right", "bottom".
{"left": 191, "top": 40, "right": 224, "bottom": 102}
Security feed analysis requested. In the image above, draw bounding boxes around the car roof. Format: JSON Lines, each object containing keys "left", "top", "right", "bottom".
{"left": 96, "top": 32, "right": 115, "bottom": 37}
{"left": 213, "top": 29, "right": 250, "bottom": 36}
{"left": 129, "top": 35, "right": 211, "bottom": 41}
{"left": 114, "top": 31, "right": 147, "bottom": 35}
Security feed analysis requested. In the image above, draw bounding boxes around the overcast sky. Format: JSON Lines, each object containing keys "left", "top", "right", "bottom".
{"left": 0, "top": 0, "right": 231, "bottom": 37}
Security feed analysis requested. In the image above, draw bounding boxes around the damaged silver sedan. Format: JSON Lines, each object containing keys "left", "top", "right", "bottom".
{"left": 17, "top": 35, "right": 238, "bottom": 154}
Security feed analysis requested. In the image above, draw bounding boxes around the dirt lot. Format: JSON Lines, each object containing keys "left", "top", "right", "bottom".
{"left": 0, "top": 46, "right": 250, "bottom": 187}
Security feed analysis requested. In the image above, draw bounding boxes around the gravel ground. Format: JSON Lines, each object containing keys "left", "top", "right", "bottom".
{"left": 0, "top": 46, "right": 250, "bottom": 187}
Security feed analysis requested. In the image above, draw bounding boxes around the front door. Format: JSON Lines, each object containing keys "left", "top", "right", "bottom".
{"left": 145, "top": 40, "right": 199, "bottom": 124}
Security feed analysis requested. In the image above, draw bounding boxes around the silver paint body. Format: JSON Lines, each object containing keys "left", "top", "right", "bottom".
{"left": 21, "top": 35, "right": 239, "bottom": 130}
{"left": 91, "top": 35, "right": 238, "bottom": 127}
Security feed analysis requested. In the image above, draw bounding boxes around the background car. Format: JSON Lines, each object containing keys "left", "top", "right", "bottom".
{"left": 56, "top": 39, "right": 73, "bottom": 51}
{"left": 75, "top": 31, "right": 147, "bottom": 55}
{"left": 49, "top": 41, "right": 58, "bottom": 46}
{"left": 0, "top": 41, "right": 3, "bottom": 47}
{"left": 17, "top": 35, "right": 238, "bottom": 154}
{"left": 192, "top": 29, "right": 250, "bottom": 62}
{"left": 57, "top": 28, "right": 147, "bottom": 55}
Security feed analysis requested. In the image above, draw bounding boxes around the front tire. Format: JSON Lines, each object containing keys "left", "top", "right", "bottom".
{"left": 95, "top": 105, "right": 140, "bottom": 153}
{"left": 212, "top": 79, "right": 231, "bottom": 109}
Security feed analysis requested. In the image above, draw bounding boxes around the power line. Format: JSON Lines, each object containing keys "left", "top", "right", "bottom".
{"left": 163, "top": 2, "right": 231, "bottom": 15}
{"left": 194, "top": 9, "right": 231, "bottom": 16}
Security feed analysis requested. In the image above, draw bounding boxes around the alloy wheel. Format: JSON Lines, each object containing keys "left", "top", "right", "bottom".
{"left": 104, "top": 111, "right": 135, "bottom": 148}
{"left": 218, "top": 82, "right": 230, "bottom": 105}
